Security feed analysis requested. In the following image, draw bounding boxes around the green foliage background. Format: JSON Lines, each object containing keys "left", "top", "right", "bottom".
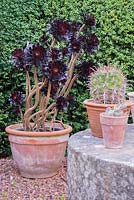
{"left": 0, "top": 0, "right": 134, "bottom": 157}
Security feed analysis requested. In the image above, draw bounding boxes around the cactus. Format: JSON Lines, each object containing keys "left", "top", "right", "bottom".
{"left": 88, "top": 66, "right": 127, "bottom": 104}
{"left": 105, "top": 103, "right": 127, "bottom": 116}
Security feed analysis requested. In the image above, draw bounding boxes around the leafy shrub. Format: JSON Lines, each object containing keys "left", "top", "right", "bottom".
{"left": 0, "top": 0, "right": 134, "bottom": 156}
{"left": 0, "top": 112, "right": 11, "bottom": 157}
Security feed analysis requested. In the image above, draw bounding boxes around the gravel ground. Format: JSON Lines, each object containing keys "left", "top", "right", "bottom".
{"left": 0, "top": 158, "right": 68, "bottom": 200}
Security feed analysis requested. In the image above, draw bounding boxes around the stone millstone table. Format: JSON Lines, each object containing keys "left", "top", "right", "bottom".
{"left": 67, "top": 124, "right": 134, "bottom": 200}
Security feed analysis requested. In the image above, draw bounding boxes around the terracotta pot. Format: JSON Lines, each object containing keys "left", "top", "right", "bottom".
{"left": 5, "top": 123, "right": 72, "bottom": 178}
{"left": 83, "top": 99, "right": 133, "bottom": 138}
{"left": 100, "top": 113, "right": 128, "bottom": 149}
{"left": 128, "top": 92, "right": 134, "bottom": 123}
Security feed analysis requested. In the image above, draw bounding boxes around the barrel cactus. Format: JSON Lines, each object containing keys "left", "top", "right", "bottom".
{"left": 88, "top": 66, "right": 127, "bottom": 104}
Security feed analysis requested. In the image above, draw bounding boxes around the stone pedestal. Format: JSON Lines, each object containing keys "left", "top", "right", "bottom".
{"left": 67, "top": 124, "right": 134, "bottom": 200}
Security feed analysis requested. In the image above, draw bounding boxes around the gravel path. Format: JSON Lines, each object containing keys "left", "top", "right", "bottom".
{"left": 0, "top": 158, "right": 68, "bottom": 200}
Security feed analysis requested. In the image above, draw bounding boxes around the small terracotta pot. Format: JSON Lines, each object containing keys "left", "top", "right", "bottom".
{"left": 5, "top": 123, "right": 72, "bottom": 178}
{"left": 84, "top": 99, "right": 133, "bottom": 138}
{"left": 128, "top": 92, "right": 134, "bottom": 123}
{"left": 100, "top": 113, "right": 128, "bottom": 149}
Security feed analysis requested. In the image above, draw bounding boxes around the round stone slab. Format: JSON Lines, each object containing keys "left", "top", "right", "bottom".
{"left": 67, "top": 124, "right": 134, "bottom": 200}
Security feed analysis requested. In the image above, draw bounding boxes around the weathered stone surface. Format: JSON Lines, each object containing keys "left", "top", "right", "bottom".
{"left": 67, "top": 124, "right": 134, "bottom": 200}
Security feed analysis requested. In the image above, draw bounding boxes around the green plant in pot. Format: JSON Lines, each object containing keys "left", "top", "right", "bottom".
{"left": 84, "top": 66, "right": 134, "bottom": 138}
{"left": 127, "top": 91, "right": 134, "bottom": 123}
{"left": 100, "top": 103, "right": 128, "bottom": 149}
{"left": 5, "top": 14, "right": 99, "bottom": 178}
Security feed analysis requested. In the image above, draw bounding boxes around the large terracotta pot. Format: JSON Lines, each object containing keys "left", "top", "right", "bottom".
{"left": 5, "top": 123, "right": 72, "bottom": 178}
{"left": 83, "top": 99, "right": 133, "bottom": 138}
{"left": 128, "top": 92, "right": 134, "bottom": 123}
{"left": 100, "top": 113, "right": 128, "bottom": 149}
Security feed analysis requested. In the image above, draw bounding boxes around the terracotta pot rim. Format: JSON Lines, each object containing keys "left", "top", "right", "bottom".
{"left": 5, "top": 123, "right": 72, "bottom": 137}
{"left": 83, "top": 99, "right": 134, "bottom": 108}
{"left": 100, "top": 112, "right": 128, "bottom": 119}
{"left": 128, "top": 92, "right": 134, "bottom": 97}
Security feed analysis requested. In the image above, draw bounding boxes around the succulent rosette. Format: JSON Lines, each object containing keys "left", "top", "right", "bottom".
{"left": 82, "top": 13, "right": 96, "bottom": 27}
{"left": 24, "top": 43, "right": 46, "bottom": 67}
{"left": 85, "top": 34, "right": 99, "bottom": 53}
{"left": 9, "top": 91, "right": 24, "bottom": 106}
{"left": 68, "top": 37, "right": 82, "bottom": 53}
{"left": 56, "top": 96, "right": 69, "bottom": 111}
{"left": 43, "top": 61, "right": 67, "bottom": 82}
{"left": 11, "top": 49, "right": 25, "bottom": 69}
{"left": 69, "top": 21, "right": 81, "bottom": 32}
{"left": 76, "top": 61, "right": 96, "bottom": 76}
{"left": 51, "top": 81, "right": 59, "bottom": 96}
{"left": 47, "top": 48, "right": 62, "bottom": 61}
{"left": 56, "top": 95, "right": 75, "bottom": 112}
{"left": 49, "top": 19, "right": 70, "bottom": 41}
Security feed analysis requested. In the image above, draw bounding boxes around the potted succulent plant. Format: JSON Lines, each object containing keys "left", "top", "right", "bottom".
{"left": 100, "top": 103, "right": 128, "bottom": 149}
{"left": 84, "top": 66, "right": 134, "bottom": 138}
{"left": 5, "top": 14, "right": 99, "bottom": 178}
{"left": 127, "top": 92, "right": 134, "bottom": 123}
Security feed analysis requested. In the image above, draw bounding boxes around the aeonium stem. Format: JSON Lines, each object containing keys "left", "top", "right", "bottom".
{"left": 32, "top": 102, "right": 56, "bottom": 130}
{"left": 60, "top": 111, "right": 64, "bottom": 122}
{"left": 49, "top": 108, "right": 58, "bottom": 131}
{"left": 64, "top": 74, "right": 78, "bottom": 97}
{"left": 68, "top": 53, "right": 80, "bottom": 78}
{"left": 23, "top": 66, "right": 40, "bottom": 131}
{"left": 44, "top": 81, "right": 52, "bottom": 110}
{"left": 25, "top": 70, "right": 31, "bottom": 110}
{"left": 18, "top": 105, "right": 24, "bottom": 127}
{"left": 54, "top": 120, "right": 66, "bottom": 129}
{"left": 77, "top": 24, "right": 85, "bottom": 37}
{"left": 59, "top": 53, "right": 79, "bottom": 97}
{"left": 50, "top": 38, "right": 56, "bottom": 49}
{"left": 26, "top": 80, "right": 47, "bottom": 110}
{"left": 55, "top": 24, "right": 85, "bottom": 98}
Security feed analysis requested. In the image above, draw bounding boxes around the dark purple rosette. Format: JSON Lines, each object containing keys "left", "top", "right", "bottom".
{"left": 48, "top": 48, "right": 62, "bottom": 61}
{"left": 69, "top": 21, "right": 82, "bottom": 37}
{"left": 49, "top": 19, "right": 70, "bottom": 41}
{"left": 11, "top": 49, "right": 25, "bottom": 69}
{"left": 76, "top": 61, "right": 96, "bottom": 78}
{"left": 56, "top": 95, "right": 74, "bottom": 111}
{"left": 69, "top": 21, "right": 80, "bottom": 32}
{"left": 43, "top": 61, "right": 67, "bottom": 81}
{"left": 66, "top": 95, "right": 75, "bottom": 107}
{"left": 85, "top": 34, "right": 99, "bottom": 53}
{"left": 56, "top": 96, "right": 69, "bottom": 111}
{"left": 23, "top": 43, "right": 33, "bottom": 67}
{"left": 32, "top": 45, "right": 45, "bottom": 61}
{"left": 68, "top": 37, "right": 82, "bottom": 53}
{"left": 51, "top": 81, "right": 59, "bottom": 96}
{"left": 62, "top": 47, "right": 71, "bottom": 58}
{"left": 83, "top": 13, "right": 96, "bottom": 27}
{"left": 9, "top": 91, "right": 24, "bottom": 106}
{"left": 24, "top": 43, "right": 46, "bottom": 67}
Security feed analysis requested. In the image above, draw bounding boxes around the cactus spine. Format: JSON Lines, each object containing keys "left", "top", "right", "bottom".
{"left": 88, "top": 66, "right": 127, "bottom": 104}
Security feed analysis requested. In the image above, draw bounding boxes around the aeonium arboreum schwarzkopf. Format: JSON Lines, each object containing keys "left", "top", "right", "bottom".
{"left": 10, "top": 14, "right": 99, "bottom": 131}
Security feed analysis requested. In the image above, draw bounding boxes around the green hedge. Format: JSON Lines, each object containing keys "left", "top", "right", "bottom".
{"left": 0, "top": 0, "right": 134, "bottom": 157}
